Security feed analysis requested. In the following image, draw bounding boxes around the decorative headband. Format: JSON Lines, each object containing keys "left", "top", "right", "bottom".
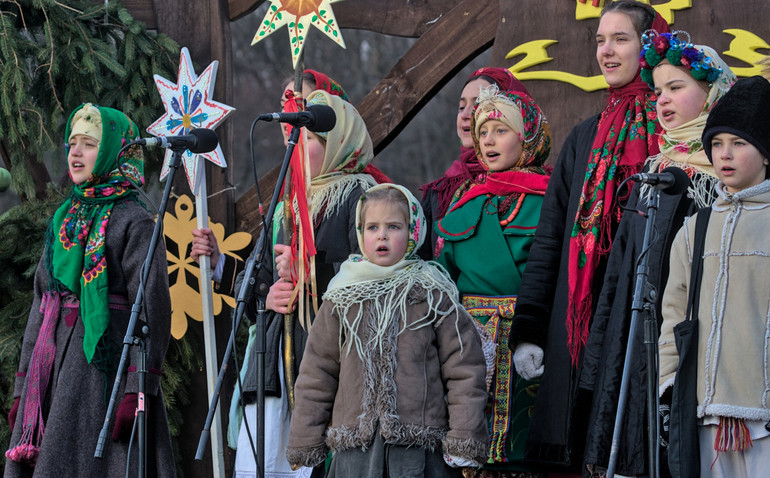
{"left": 639, "top": 31, "right": 723, "bottom": 88}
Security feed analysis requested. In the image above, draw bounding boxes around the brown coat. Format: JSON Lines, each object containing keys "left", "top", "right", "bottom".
{"left": 286, "top": 284, "right": 489, "bottom": 468}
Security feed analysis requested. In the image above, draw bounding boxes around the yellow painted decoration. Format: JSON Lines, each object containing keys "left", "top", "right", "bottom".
{"left": 653, "top": 0, "right": 691, "bottom": 24}
{"left": 506, "top": 29, "right": 770, "bottom": 91}
{"left": 574, "top": 0, "right": 691, "bottom": 25}
{"left": 722, "top": 29, "right": 770, "bottom": 77}
{"left": 575, "top": 0, "right": 603, "bottom": 20}
{"left": 251, "top": 0, "right": 346, "bottom": 69}
{"left": 506, "top": 40, "right": 609, "bottom": 92}
{"left": 164, "top": 194, "right": 253, "bottom": 339}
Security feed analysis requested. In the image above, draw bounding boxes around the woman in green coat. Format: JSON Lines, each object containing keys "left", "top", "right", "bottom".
{"left": 436, "top": 84, "right": 551, "bottom": 476}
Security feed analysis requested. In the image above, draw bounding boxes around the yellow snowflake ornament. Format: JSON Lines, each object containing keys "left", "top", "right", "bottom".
{"left": 164, "top": 195, "right": 252, "bottom": 339}
{"left": 252, "top": 0, "right": 346, "bottom": 68}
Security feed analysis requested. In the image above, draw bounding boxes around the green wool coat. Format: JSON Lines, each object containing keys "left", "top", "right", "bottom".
{"left": 436, "top": 191, "right": 544, "bottom": 472}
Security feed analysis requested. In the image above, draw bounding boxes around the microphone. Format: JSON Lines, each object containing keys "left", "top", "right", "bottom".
{"left": 630, "top": 166, "right": 690, "bottom": 195}
{"left": 0, "top": 168, "right": 10, "bottom": 192}
{"left": 131, "top": 128, "right": 219, "bottom": 154}
{"left": 257, "top": 104, "right": 336, "bottom": 133}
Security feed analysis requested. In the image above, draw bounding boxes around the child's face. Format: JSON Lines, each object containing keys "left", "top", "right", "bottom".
{"left": 306, "top": 132, "right": 326, "bottom": 179}
{"left": 595, "top": 11, "right": 642, "bottom": 89}
{"left": 711, "top": 133, "right": 768, "bottom": 193}
{"left": 68, "top": 134, "right": 99, "bottom": 185}
{"left": 653, "top": 63, "right": 708, "bottom": 131}
{"left": 457, "top": 78, "right": 491, "bottom": 148}
{"left": 478, "top": 119, "right": 523, "bottom": 172}
{"left": 362, "top": 200, "right": 409, "bottom": 267}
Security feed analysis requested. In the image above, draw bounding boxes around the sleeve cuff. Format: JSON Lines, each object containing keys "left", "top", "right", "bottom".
{"left": 510, "top": 304, "right": 549, "bottom": 349}
{"left": 215, "top": 254, "right": 243, "bottom": 297}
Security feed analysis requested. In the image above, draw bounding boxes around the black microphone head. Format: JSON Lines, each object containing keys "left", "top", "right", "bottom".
{"left": 189, "top": 128, "right": 219, "bottom": 154}
{"left": 660, "top": 166, "right": 690, "bottom": 195}
{"left": 305, "top": 104, "right": 336, "bottom": 133}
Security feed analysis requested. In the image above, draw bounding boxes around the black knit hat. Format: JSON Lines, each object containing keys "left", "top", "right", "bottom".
{"left": 703, "top": 75, "right": 770, "bottom": 163}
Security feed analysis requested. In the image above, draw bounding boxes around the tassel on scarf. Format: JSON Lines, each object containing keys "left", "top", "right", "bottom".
{"left": 5, "top": 291, "right": 62, "bottom": 466}
{"left": 714, "top": 416, "right": 753, "bottom": 452}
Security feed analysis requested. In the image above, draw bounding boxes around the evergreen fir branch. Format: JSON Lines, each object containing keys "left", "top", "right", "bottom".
{"left": 0, "top": 3, "right": 202, "bottom": 475}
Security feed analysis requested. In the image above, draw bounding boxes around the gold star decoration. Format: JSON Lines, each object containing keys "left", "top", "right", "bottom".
{"left": 164, "top": 195, "right": 252, "bottom": 339}
{"left": 251, "top": 0, "right": 346, "bottom": 68}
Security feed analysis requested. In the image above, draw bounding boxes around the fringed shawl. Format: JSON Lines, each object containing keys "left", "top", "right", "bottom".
{"left": 325, "top": 184, "right": 463, "bottom": 360}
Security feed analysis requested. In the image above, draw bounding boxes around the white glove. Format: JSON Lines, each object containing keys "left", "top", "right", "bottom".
{"left": 514, "top": 342, "right": 544, "bottom": 380}
{"left": 443, "top": 453, "right": 480, "bottom": 468}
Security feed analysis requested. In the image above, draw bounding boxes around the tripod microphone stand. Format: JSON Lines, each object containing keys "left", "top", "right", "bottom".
{"left": 94, "top": 145, "right": 187, "bottom": 478}
{"left": 195, "top": 125, "right": 302, "bottom": 478}
{"left": 606, "top": 189, "right": 662, "bottom": 478}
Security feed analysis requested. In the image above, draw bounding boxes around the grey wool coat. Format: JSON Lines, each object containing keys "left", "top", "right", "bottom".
{"left": 4, "top": 201, "right": 176, "bottom": 478}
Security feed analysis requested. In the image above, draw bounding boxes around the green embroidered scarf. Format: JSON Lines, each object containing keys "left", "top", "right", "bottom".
{"left": 50, "top": 104, "right": 144, "bottom": 363}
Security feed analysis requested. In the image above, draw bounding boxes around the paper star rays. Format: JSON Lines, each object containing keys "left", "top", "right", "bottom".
{"left": 252, "top": 0, "right": 346, "bottom": 68}
{"left": 148, "top": 47, "right": 235, "bottom": 191}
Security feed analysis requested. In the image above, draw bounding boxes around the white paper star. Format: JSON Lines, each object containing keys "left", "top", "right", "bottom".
{"left": 251, "top": 0, "right": 346, "bottom": 69}
{"left": 147, "top": 47, "right": 235, "bottom": 191}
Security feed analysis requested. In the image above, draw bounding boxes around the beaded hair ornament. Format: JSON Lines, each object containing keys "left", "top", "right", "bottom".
{"left": 639, "top": 30, "right": 723, "bottom": 88}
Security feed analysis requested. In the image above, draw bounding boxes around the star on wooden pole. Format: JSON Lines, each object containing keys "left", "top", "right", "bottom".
{"left": 147, "top": 47, "right": 235, "bottom": 191}
{"left": 252, "top": 0, "right": 346, "bottom": 68}
{"left": 148, "top": 46, "right": 234, "bottom": 478}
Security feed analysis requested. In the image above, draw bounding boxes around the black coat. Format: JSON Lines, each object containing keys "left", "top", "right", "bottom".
{"left": 238, "top": 186, "right": 364, "bottom": 400}
{"left": 510, "top": 115, "right": 600, "bottom": 469}
{"left": 579, "top": 166, "right": 709, "bottom": 476}
{"left": 418, "top": 187, "right": 440, "bottom": 260}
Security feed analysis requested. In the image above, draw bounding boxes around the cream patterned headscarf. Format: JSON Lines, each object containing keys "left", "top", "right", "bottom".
{"left": 305, "top": 90, "right": 378, "bottom": 222}
{"left": 324, "top": 184, "right": 462, "bottom": 359}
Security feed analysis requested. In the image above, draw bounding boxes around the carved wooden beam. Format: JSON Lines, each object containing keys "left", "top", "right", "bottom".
{"left": 323, "top": 0, "right": 463, "bottom": 37}
{"left": 131, "top": 0, "right": 463, "bottom": 38}
{"left": 228, "top": 0, "right": 264, "bottom": 21}
{"left": 360, "top": 0, "right": 497, "bottom": 153}
{"left": 227, "top": 0, "right": 460, "bottom": 38}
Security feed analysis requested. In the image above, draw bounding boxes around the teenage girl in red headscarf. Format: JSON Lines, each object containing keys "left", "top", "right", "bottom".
{"left": 509, "top": 0, "right": 669, "bottom": 471}
{"left": 419, "top": 67, "right": 529, "bottom": 259}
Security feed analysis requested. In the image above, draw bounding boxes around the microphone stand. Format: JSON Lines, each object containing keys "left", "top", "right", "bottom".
{"left": 195, "top": 125, "right": 302, "bottom": 478}
{"left": 606, "top": 189, "right": 661, "bottom": 478}
{"left": 94, "top": 146, "right": 186, "bottom": 478}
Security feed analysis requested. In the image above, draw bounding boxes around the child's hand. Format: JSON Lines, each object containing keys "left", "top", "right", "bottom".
{"left": 273, "top": 244, "right": 296, "bottom": 281}
{"left": 190, "top": 228, "right": 221, "bottom": 266}
{"left": 266, "top": 280, "right": 296, "bottom": 314}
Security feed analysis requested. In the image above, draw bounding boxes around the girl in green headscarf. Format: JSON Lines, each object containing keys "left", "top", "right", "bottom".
{"left": 5, "top": 104, "right": 176, "bottom": 477}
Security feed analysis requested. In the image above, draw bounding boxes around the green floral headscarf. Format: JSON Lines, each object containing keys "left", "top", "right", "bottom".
{"left": 50, "top": 103, "right": 144, "bottom": 363}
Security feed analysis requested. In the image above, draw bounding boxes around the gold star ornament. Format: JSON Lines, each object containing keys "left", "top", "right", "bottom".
{"left": 252, "top": 0, "right": 346, "bottom": 68}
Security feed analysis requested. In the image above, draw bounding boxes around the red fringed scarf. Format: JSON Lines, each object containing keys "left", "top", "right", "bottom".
{"left": 420, "top": 146, "right": 485, "bottom": 217}
{"left": 447, "top": 170, "right": 550, "bottom": 214}
{"left": 566, "top": 78, "right": 661, "bottom": 367}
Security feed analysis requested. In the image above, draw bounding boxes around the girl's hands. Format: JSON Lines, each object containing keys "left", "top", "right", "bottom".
{"left": 190, "top": 228, "right": 221, "bottom": 267}
{"left": 266, "top": 280, "right": 296, "bottom": 314}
